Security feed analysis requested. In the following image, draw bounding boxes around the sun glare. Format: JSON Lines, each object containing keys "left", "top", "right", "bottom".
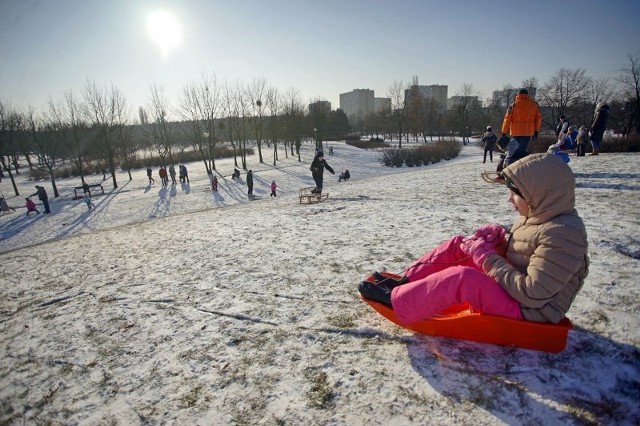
{"left": 146, "top": 10, "right": 182, "bottom": 58}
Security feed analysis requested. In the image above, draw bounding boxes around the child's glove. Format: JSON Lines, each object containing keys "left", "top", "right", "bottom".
{"left": 460, "top": 237, "right": 497, "bottom": 269}
{"left": 473, "top": 224, "right": 506, "bottom": 245}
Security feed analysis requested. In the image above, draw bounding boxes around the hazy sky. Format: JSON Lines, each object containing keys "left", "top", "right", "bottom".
{"left": 1, "top": 0, "right": 639, "bottom": 117}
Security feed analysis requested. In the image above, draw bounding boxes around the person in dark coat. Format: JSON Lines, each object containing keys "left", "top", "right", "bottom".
{"left": 30, "top": 185, "right": 50, "bottom": 214}
{"left": 555, "top": 115, "right": 570, "bottom": 138}
{"left": 310, "top": 151, "right": 334, "bottom": 193}
{"left": 480, "top": 126, "right": 497, "bottom": 163}
{"left": 589, "top": 102, "right": 610, "bottom": 156}
{"left": 246, "top": 170, "right": 254, "bottom": 195}
{"left": 82, "top": 182, "right": 90, "bottom": 195}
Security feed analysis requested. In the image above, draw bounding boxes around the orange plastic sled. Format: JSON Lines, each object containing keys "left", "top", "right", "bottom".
{"left": 361, "top": 275, "right": 573, "bottom": 353}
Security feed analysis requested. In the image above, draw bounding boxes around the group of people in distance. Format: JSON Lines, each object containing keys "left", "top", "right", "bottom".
{"left": 548, "top": 102, "right": 610, "bottom": 157}
{"left": 146, "top": 164, "right": 189, "bottom": 186}
{"left": 360, "top": 87, "right": 592, "bottom": 329}
{"left": 481, "top": 89, "right": 610, "bottom": 175}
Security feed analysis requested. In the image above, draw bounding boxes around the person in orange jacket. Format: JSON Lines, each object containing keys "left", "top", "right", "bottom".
{"left": 501, "top": 88, "right": 542, "bottom": 155}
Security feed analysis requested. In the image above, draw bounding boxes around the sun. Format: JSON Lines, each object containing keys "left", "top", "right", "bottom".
{"left": 146, "top": 10, "right": 182, "bottom": 58}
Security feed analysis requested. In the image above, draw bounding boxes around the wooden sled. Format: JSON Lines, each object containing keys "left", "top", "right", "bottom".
{"left": 481, "top": 170, "right": 505, "bottom": 184}
{"left": 299, "top": 187, "right": 328, "bottom": 204}
{"left": 361, "top": 274, "right": 573, "bottom": 353}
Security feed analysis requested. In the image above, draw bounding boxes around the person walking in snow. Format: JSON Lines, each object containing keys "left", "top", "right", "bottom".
{"left": 182, "top": 165, "right": 189, "bottom": 183}
{"left": 169, "top": 164, "right": 177, "bottom": 185}
{"left": 30, "top": 185, "right": 51, "bottom": 214}
{"left": 359, "top": 153, "right": 589, "bottom": 326}
{"left": 589, "top": 102, "right": 610, "bottom": 156}
{"left": 501, "top": 88, "right": 542, "bottom": 154}
{"left": 147, "top": 167, "right": 155, "bottom": 184}
{"left": 211, "top": 175, "right": 219, "bottom": 192}
{"left": 310, "top": 151, "right": 334, "bottom": 194}
{"left": 555, "top": 115, "right": 570, "bottom": 139}
{"left": 246, "top": 170, "right": 254, "bottom": 195}
{"left": 270, "top": 180, "right": 277, "bottom": 197}
{"left": 83, "top": 193, "right": 95, "bottom": 210}
{"left": 158, "top": 166, "right": 168, "bottom": 186}
{"left": 480, "top": 126, "right": 497, "bottom": 163}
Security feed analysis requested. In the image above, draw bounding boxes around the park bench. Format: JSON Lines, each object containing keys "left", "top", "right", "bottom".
{"left": 73, "top": 183, "right": 104, "bottom": 199}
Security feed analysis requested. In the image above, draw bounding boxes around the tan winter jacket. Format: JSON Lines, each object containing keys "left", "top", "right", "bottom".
{"left": 483, "top": 154, "right": 589, "bottom": 323}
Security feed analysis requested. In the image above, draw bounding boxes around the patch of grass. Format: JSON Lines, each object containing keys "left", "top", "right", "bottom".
{"left": 326, "top": 312, "right": 357, "bottom": 328}
{"left": 328, "top": 262, "right": 341, "bottom": 273}
{"left": 305, "top": 369, "right": 335, "bottom": 409}
{"left": 180, "top": 385, "right": 202, "bottom": 408}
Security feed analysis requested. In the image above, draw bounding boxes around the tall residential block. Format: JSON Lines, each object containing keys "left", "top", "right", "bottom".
{"left": 339, "top": 89, "right": 374, "bottom": 122}
{"left": 404, "top": 84, "right": 448, "bottom": 111}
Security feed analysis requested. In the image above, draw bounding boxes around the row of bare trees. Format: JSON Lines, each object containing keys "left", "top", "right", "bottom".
{"left": 2, "top": 55, "right": 639, "bottom": 198}
{"left": 0, "top": 76, "right": 322, "bottom": 198}
{"left": 358, "top": 54, "right": 640, "bottom": 147}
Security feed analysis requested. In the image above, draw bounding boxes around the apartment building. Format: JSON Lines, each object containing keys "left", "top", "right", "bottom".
{"left": 339, "top": 89, "right": 374, "bottom": 122}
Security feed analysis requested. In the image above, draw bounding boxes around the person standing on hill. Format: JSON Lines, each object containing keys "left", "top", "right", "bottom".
{"left": 169, "top": 164, "right": 176, "bottom": 185}
{"left": 270, "top": 180, "right": 278, "bottom": 197}
{"left": 246, "top": 170, "right": 254, "bottom": 195}
{"left": 589, "top": 102, "right": 610, "bottom": 156}
{"left": 310, "top": 151, "right": 334, "bottom": 194}
{"left": 211, "top": 175, "right": 219, "bottom": 192}
{"left": 480, "top": 126, "right": 497, "bottom": 163}
{"left": 147, "top": 167, "right": 155, "bottom": 184}
{"left": 30, "top": 185, "right": 51, "bottom": 214}
{"left": 555, "top": 115, "right": 570, "bottom": 139}
{"left": 501, "top": 88, "right": 542, "bottom": 154}
{"left": 182, "top": 165, "right": 189, "bottom": 183}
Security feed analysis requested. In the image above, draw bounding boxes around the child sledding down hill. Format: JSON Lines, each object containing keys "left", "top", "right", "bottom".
{"left": 359, "top": 153, "right": 589, "bottom": 325}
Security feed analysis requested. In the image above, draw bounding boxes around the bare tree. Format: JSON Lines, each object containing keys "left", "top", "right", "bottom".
{"left": 521, "top": 77, "right": 539, "bottom": 99}
{"left": 147, "top": 84, "right": 174, "bottom": 166}
{"left": 27, "top": 107, "right": 64, "bottom": 197}
{"left": 248, "top": 78, "right": 267, "bottom": 163}
{"left": 388, "top": 80, "right": 406, "bottom": 148}
{"left": 83, "top": 81, "right": 122, "bottom": 189}
{"left": 112, "top": 89, "right": 134, "bottom": 181}
{"left": 222, "top": 80, "right": 241, "bottom": 168}
{"left": 236, "top": 82, "right": 251, "bottom": 170}
{"left": 453, "top": 83, "right": 481, "bottom": 144}
{"left": 282, "top": 88, "right": 305, "bottom": 162}
{"left": 47, "top": 91, "right": 90, "bottom": 183}
{"left": 406, "top": 79, "right": 426, "bottom": 142}
{"left": 617, "top": 53, "right": 640, "bottom": 135}
{"left": 179, "top": 74, "right": 222, "bottom": 174}
{"left": 0, "top": 101, "right": 24, "bottom": 195}
{"left": 539, "top": 68, "right": 591, "bottom": 131}
{"left": 265, "top": 86, "right": 283, "bottom": 165}
{"left": 308, "top": 96, "right": 331, "bottom": 150}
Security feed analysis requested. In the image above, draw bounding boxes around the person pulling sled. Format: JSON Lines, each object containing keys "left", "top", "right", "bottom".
{"left": 310, "top": 151, "right": 334, "bottom": 193}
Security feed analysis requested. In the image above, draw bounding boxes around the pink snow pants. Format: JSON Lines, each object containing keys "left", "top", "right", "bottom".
{"left": 391, "top": 235, "right": 523, "bottom": 325}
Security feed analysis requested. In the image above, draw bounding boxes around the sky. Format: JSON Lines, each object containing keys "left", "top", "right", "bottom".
{"left": 1, "top": 141, "right": 639, "bottom": 423}
{"left": 1, "top": 0, "right": 640, "bottom": 117}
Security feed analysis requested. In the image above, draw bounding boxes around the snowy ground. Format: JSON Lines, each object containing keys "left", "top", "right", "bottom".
{"left": 1, "top": 141, "right": 639, "bottom": 425}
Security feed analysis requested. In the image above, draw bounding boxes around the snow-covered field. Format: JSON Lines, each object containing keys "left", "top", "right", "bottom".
{"left": 1, "top": 141, "right": 639, "bottom": 425}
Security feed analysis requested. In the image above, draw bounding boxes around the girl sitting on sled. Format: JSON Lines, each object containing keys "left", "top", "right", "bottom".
{"left": 359, "top": 153, "right": 589, "bottom": 325}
